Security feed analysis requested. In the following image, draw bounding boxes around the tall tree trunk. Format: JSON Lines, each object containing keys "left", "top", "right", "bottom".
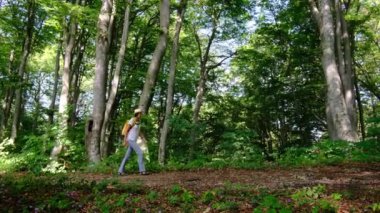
{"left": 0, "top": 50, "right": 15, "bottom": 137}
{"left": 351, "top": 28, "right": 365, "bottom": 140}
{"left": 308, "top": 0, "right": 358, "bottom": 141}
{"left": 157, "top": 85, "right": 165, "bottom": 138}
{"left": 138, "top": 0, "right": 170, "bottom": 113}
{"left": 104, "top": 0, "right": 117, "bottom": 99}
{"left": 348, "top": 15, "right": 365, "bottom": 140}
{"left": 68, "top": 31, "right": 87, "bottom": 127}
{"left": 49, "top": 41, "right": 62, "bottom": 124}
{"left": 50, "top": 2, "right": 78, "bottom": 159}
{"left": 335, "top": 0, "right": 345, "bottom": 84}
{"left": 189, "top": 68, "right": 208, "bottom": 159}
{"left": 190, "top": 12, "right": 219, "bottom": 157}
{"left": 100, "top": 0, "right": 133, "bottom": 159}
{"left": 341, "top": 10, "right": 357, "bottom": 131}
{"left": 0, "top": 90, "right": 14, "bottom": 138}
{"left": 354, "top": 70, "right": 365, "bottom": 140}
{"left": 87, "top": 0, "right": 113, "bottom": 164}
{"left": 69, "top": 69, "right": 81, "bottom": 127}
{"left": 32, "top": 73, "right": 42, "bottom": 131}
{"left": 158, "top": 0, "right": 186, "bottom": 164}
{"left": 11, "top": 0, "right": 35, "bottom": 142}
{"left": 331, "top": 0, "right": 344, "bottom": 140}
{"left": 191, "top": 69, "right": 207, "bottom": 135}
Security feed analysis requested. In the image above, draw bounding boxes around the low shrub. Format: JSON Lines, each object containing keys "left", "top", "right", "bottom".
{"left": 278, "top": 139, "right": 380, "bottom": 166}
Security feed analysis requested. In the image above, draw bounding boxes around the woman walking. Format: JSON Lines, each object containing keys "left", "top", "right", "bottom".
{"left": 118, "top": 108, "right": 148, "bottom": 175}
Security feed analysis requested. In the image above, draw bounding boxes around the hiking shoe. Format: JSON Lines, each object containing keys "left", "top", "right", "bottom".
{"left": 139, "top": 171, "right": 149, "bottom": 175}
{"left": 118, "top": 172, "right": 126, "bottom": 176}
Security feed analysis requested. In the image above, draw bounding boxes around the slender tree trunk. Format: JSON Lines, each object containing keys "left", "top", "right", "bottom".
{"left": 266, "top": 132, "right": 273, "bottom": 155}
{"left": 309, "top": 0, "right": 358, "bottom": 141}
{"left": 0, "top": 90, "right": 14, "bottom": 137}
{"left": 0, "top": 50, "right": 15, "bottom": 137}
{"left": 69, "top": 32, "right": 86, "bottom": 127}
{"left": 350, "top": 25, "right": 365, "bottom": 140}
{"left": 87, "top": 0, "right": 113, "bottom": 164}
{"left": 157, "top": 85, "right": 165, "bottom": 137}
{"left": 50, "top": 3, "right": 78, "bottom": 159}
{"left": 158, "top": 0, "right": 186, "bottom": 164}
{"left": 49, "top": 42, "right": 62, "bottom": 124}
{"left": 138, "top": 0, "right": 170, "bottom": 113}
{"left": 190, "top": 13, "right": 219, "bottom": 157}
{"left": 104, "top": 0, "right": 117, "bottom": 100}
{"left": 189, "top": 68, "right": 208, "bottom": 159}
{"left": 11, "top": 0, "right": 35, "bottom": 142}
{"left": 369, "top": 96, "right": 379, "bottom": 141}
{"left": 191, "top": 69, "right": 207, "bottom": 127}
{"left": 100, "top": 0, "right": 133, "bottom": 159}
{"left": 32, "top": 73, "right": 43, "bottom": 131}
{"left": 69, "top": 70, "right": 81, "bottom": 127}
{"left": 354, "top": 71, "right": 365, "bottom": 140}
{"left": 341, "top": 11, "right": 357, "bottom": 131}
{"left": 104, "top": 94, "right": 121, "bottom": 148}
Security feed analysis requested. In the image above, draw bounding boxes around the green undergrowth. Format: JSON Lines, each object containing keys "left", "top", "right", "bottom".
{"left": 0, "top": 139, "right": 379, "bottom": 174}
{"left": 89, "top": 139, "right": 380, "bottom": 174}
{"left": 277, "top": 139, "right": 380, "bottom": 167}
{"left": 0, "top": 174, "right": 378, "bottom": 212}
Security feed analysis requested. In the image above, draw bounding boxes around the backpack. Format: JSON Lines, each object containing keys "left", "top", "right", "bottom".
{"left": 121, "top": 117, "right": 136, "bottom": 136}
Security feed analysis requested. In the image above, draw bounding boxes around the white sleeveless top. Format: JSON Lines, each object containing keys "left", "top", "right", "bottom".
{"left": 127, "top": 118, "right": 140, "bottom": 141}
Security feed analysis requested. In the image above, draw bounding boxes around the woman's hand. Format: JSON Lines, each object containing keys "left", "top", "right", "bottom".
{"left": 139, "top": 132, "right": 147, "bottom": 142}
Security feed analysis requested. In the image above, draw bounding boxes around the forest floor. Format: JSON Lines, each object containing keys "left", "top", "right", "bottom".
{"left": 1, "top": 162, "right": 380, "bottom": 212}
{"left": 70, "top": 162, "right": 380, "bottom": 212}
{"left": 76, "top": 162, "right": 380, "bottom": 192}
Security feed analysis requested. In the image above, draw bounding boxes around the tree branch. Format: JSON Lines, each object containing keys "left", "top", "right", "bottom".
{"left": 206, "top": 51, "right": 236, "bottom": 71}
{"left": 308, "top": 0, "right": 322, "bottom": 29}
{"left": 192, "top": 25, "right": 203, "bottom": 66}
{"left": 353, "top": 60, "right": 380, "bottom": 100}
{"left": 201, "top": 9, "right": 221, "bottom": 67}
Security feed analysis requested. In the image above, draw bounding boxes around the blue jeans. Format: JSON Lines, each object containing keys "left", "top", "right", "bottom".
{"left": 118, "top": 139, "right": 146, "bottom": 173}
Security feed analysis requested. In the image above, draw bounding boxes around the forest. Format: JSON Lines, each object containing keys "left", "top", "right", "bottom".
{"left": 0, "top": 0, "right": 379, "bottom": 212}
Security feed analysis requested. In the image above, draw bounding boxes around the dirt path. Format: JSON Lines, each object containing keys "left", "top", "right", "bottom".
{"left": 2, "top": 163, "right": 379, "bottom": 212}
{"left": 75, "top": 163, "right": 380, "bottom": 193}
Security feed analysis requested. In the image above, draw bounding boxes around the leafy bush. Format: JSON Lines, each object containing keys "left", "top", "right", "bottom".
{"left": 0, "top": 122, "right": 87, "bottom": 174}
{"left": 291, "top": 185, "right": 326, "bottom": 206}
{"left": 351, "top": 139, "right": 380, "bottom": 162}
{"left": 279, "top": 139, "right": 380, "bottom": 166}
{"left": 214, "top": 130, "right": 265, "bottom": 167}
{"left": 367, "top": 116, "right": 380, "bottom": 139}
{"left": 291, "top": 185, "right": 340, "bottom": 212}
